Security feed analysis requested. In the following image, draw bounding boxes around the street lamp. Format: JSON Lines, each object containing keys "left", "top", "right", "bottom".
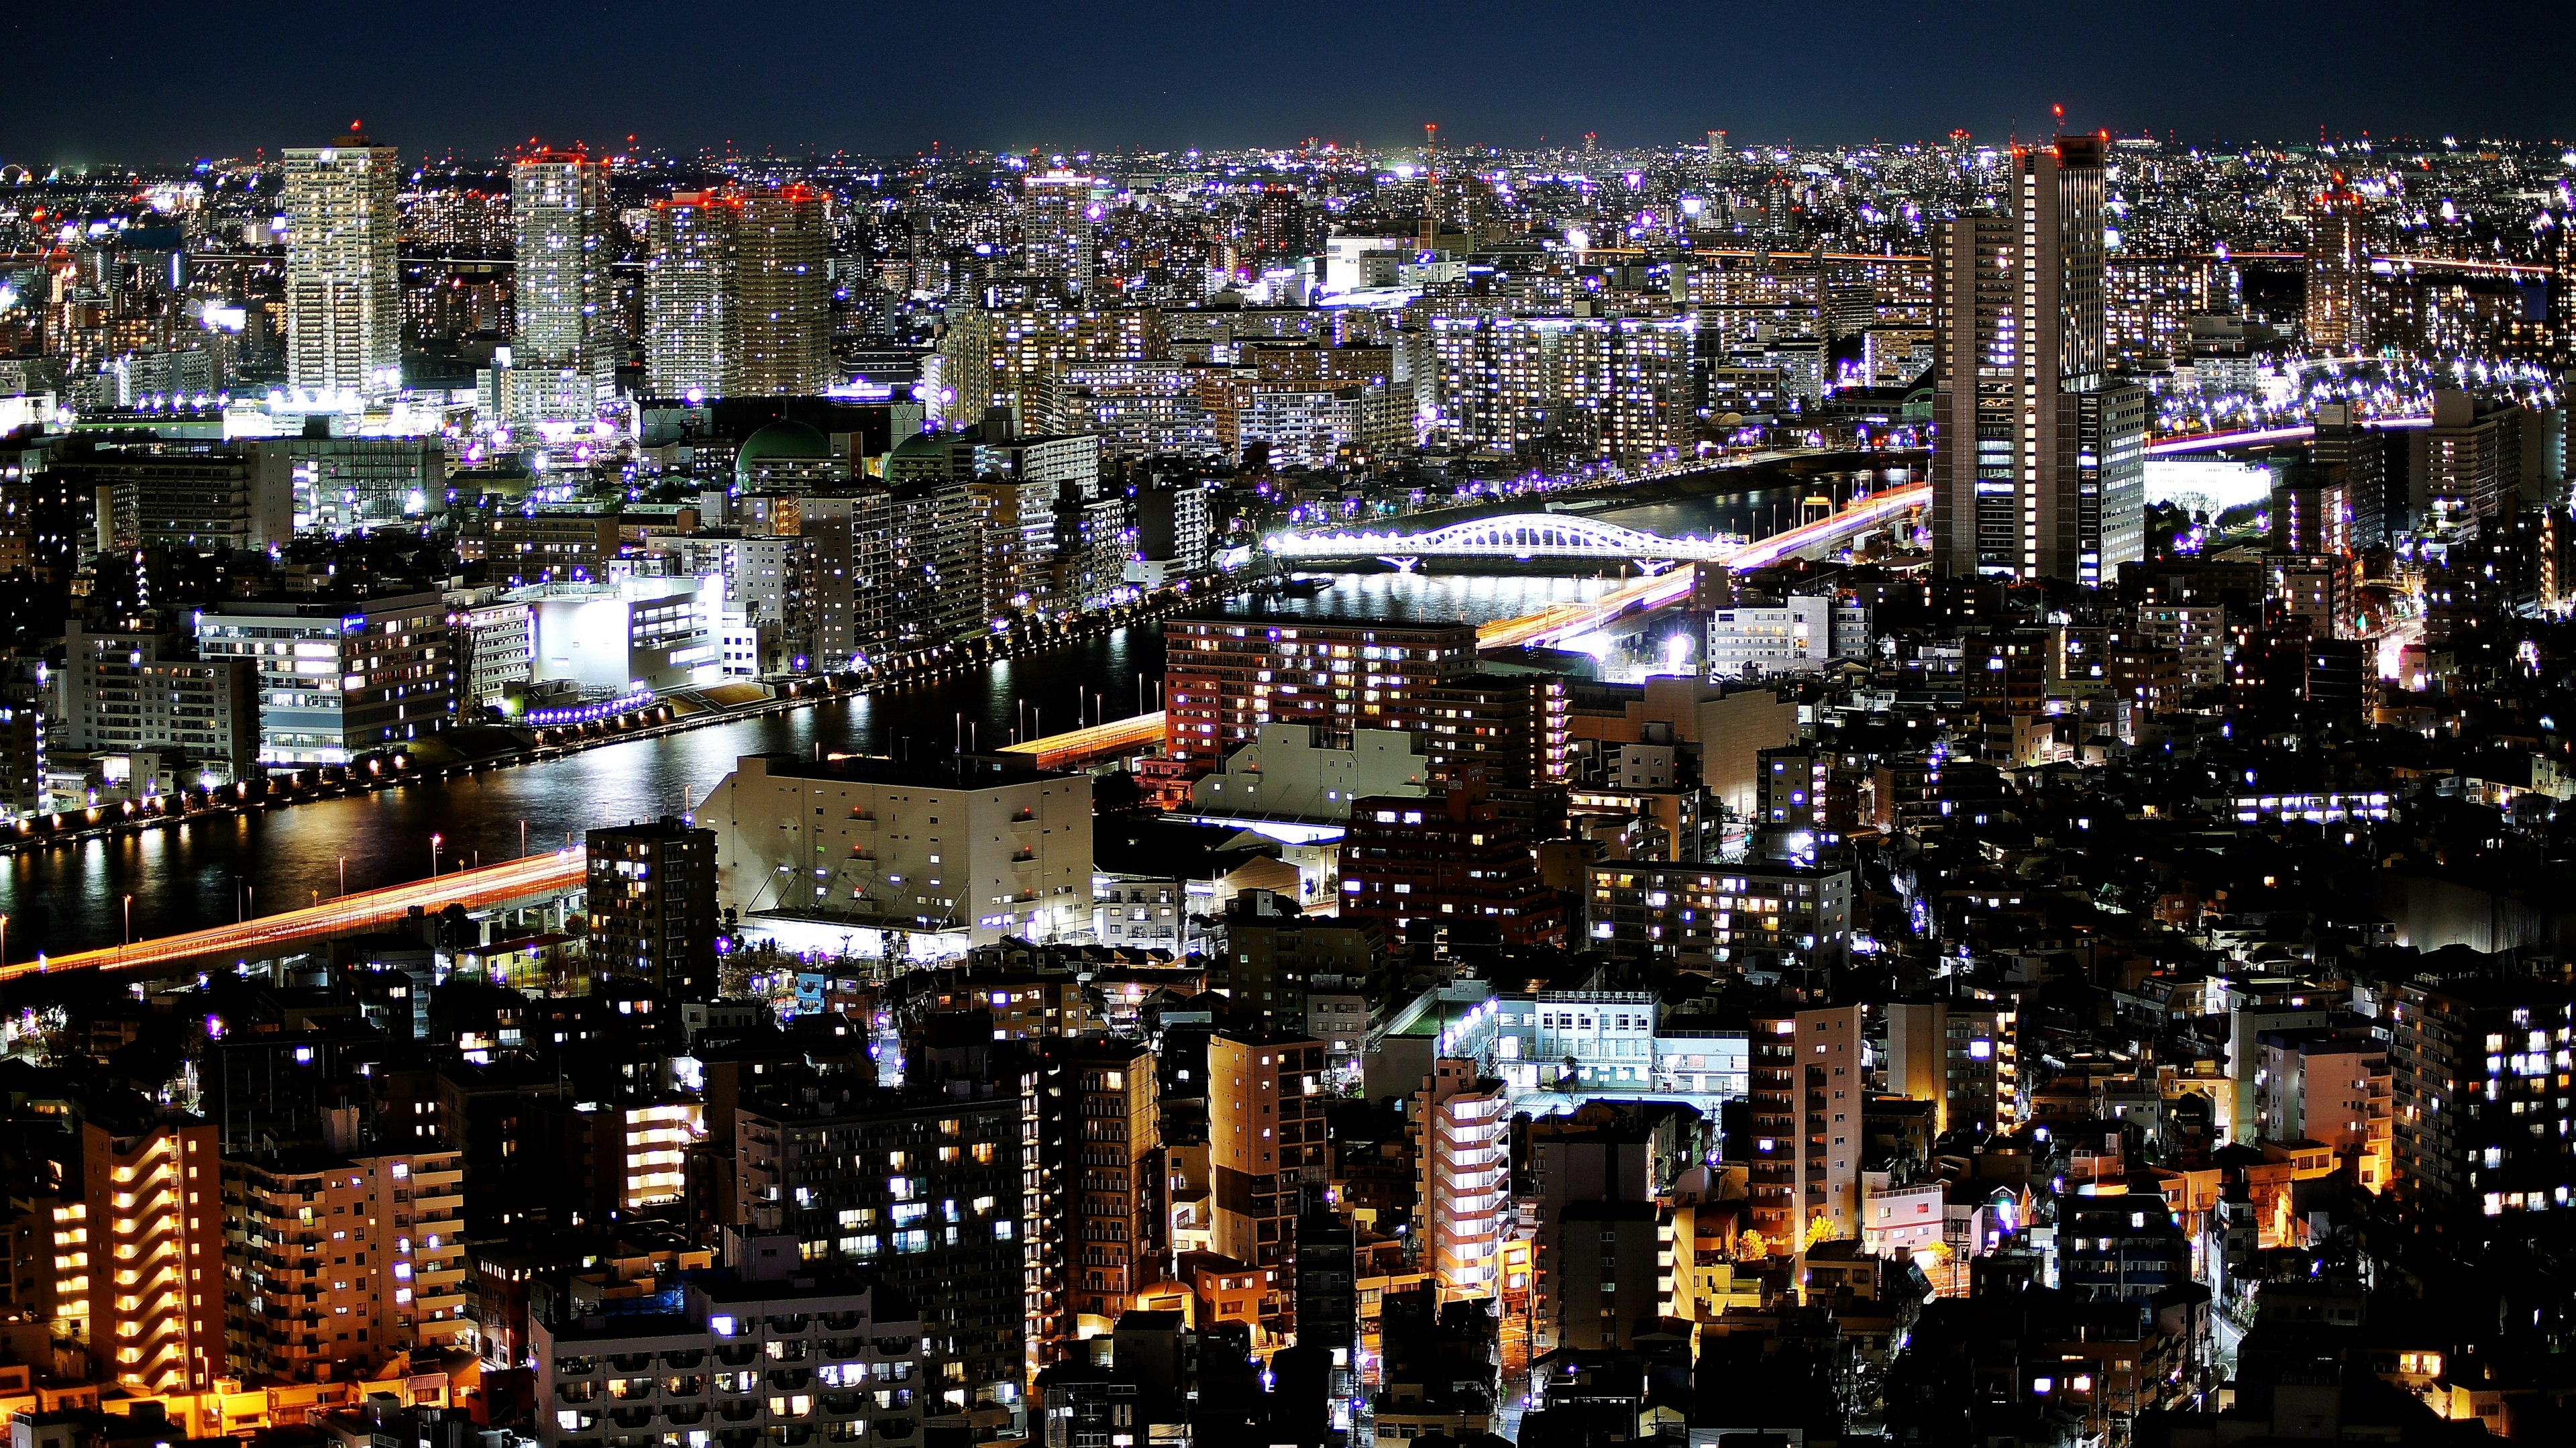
{"left": 339, "top": 854, "right": 347, "bottom": 897}
{"left": 430, "top": 833, "right": 443, "bottom": 877}
{"left": 123, "top": 895, "right": 133, "bottom": 949}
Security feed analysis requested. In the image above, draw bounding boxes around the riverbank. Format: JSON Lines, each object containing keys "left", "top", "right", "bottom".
{"left": 0, "top": 582, "right": 1214, "bottom": 860}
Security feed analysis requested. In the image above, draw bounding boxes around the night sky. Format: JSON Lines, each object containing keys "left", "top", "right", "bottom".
{"left": 5, "top": 0, "right": 2575, "bottom": 164}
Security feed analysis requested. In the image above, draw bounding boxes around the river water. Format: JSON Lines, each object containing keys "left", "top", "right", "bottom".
{"left": 1, "top": 468, "right": 1907, "bottom": 956}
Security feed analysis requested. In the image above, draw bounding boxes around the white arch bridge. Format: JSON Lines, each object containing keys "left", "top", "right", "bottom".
{"left": 1265, "top": 512, "right": 1743, "bottom": 564}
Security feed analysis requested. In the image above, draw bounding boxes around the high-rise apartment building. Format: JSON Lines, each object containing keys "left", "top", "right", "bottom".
{"left": 1208, "top": 1029, "right": 1327, "bottom": 1318}
{"left": 1034, "top": 1039, "right": 1161, "bottom": 1357}
{"left": 735, "top": 1073, "right": 1037, "bottom": 1437}
{"left": 76, "top": 1110, "right": 223, "bottom": 1393}
{"left": 282, "top": 132, "right": 401, "bottom": 399}
{"left": 508, "top": 147, "right": 608, "bottom": 423}
{"left": 1160, "top": 614, "right": 1479, "bottom": 774}
{"left": 1746, "top": 1004, "right": 1865, "bottom": 1249}
{"left": 1415, "top": 1058, "right": 1507, "bottom": 1303}
{"left": 2390, "top": 974, "right": 2576, "bottom": 1230}
{"left": 647, "top": 191, "right": 743, "bottom": 398}
{"left": 56, "top": 615, "right": 259, "bottom": 772}
{"left": 221, "top": 1146, "right": 470, "bottom": 1377}
{"left": 1930, "top": 135, "right": 2145, "bottom": 584}
{"left": 1342, "top": 788, "right": 1564, "bottom": 951}
{"left": 586, "top": 817, "right": 720, "bottom": 998}
{"left": 2304, "top": 178, "right": 2372, "bottom": 353}
{"left": 737, "top": 187, "right": 831, "bottom": 395}
{"left": 1886, "top": 997, "right": 2019, "bottom": 1137}
{"left": 1022, "top": 171, "right": 1099, "bottom": 294}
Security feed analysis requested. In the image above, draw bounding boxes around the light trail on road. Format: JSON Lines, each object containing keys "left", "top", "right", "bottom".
{"left": 5, "top": 850, "right": 586, "bottom": 980}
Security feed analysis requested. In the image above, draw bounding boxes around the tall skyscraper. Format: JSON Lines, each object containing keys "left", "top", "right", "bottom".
{"left": 1930, "top": 135, "right": 2145, "bottom": 584}
{"left": 1022, "top": 171, "right": 1099, "bottom": 294}
{"left": 736, "top": 185, "right": 831, "bottom": 395}
{"left": 2304, "top": 176, "right": 2373, "bottom": 354}
{"left": 282, "top": 130, "right": 401, "bottom": 399}
{"left": 509, "top": 146, "right": 608, "bottom": 422}
{"left": 646, "top": 190, "right": 743, "bottom": 398}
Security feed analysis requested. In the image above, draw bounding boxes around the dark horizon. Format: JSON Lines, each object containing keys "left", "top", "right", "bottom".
{"left": 5, "top": 0, "right": 2573, "bottom": 168}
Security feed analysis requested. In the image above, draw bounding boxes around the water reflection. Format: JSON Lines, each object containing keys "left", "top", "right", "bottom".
{"left": 1, "top": 474, "right": 1906, "bottom": 958}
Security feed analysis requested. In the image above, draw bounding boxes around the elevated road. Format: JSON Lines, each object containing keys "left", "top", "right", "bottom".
{"left": 1000, "top": 713, "right": 1166, "bottom": 771}
{"left": 1482, "top": 481, "right": 1929, "bottom": 648}
{"left": 3, "top": 850, "right": 586, "bottom": 980}
{"left": 1265, "top": 512, "right": 1739, "bottom": 564}
{"left": 2146, "top": 415, "right": 2433, "bottom": 457}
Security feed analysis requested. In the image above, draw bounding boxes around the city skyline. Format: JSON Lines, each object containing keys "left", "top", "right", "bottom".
{"left": 8, "top": 30, "right": 2576, "bottom": 1447}
{"left": 6, "top": 0, "right": 2576, "bottom": 164}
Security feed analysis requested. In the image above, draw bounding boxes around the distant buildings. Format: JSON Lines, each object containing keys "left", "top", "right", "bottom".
{"left": 507, "top": 147, "right": 608, "bottom": 423}
{"left": 642, "top": 187, "right": 830, "bottom": 399}
{"left": 1929, "top": 134, "right": 2145, "bottom": 586}
{"left": 282, "top": 134, "right": 402, "bottom": 399}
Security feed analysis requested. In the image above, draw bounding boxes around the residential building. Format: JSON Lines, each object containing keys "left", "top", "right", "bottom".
{"left": 507, "top": 147, "right": 608, "bottom": 423}
{"left": 646, "top": 191, "right": 743, "bottom": 398}
{"left": 1221, "top": 888, "right": 1377, "bottom": 1025}
{"left": 531, "top": 1265, "right": 928, "bottom": 1448}
{"left": 1930, "top": 134, "right": 2147, "bottom": 584}
{"left": 282, "top": 134, "right": 402, "bottom": 399}
{"left": 1746, "top": 1004, "right": 1866, "bottom": 1249}
{"left": 76, "top": 1109, "right": 224, "bottom": 1392}
{"left": 1208, "top": 1029, "right": 1327, "bottom": 1308}
{"left": 1705, "top": 594, "right": 1870, "bottom": 678}
{"left": 1583, "top": 860, "right": 1852, "bottom": 972}
{"left": 1886, "top": 998, "right": 2019, "bottom": 1137}
{"left": 586, "top": 817, "right": 721, "bottom": 999}
{"left": 1034, "top": 1038, "right": 1161, "bottom": 1355}
{"left": 736, "top": 187, "right": 830, "bottom": 395}
{"left": 2390, "top": 974, "right": 2576, "bottom": 1229}
{"left": 1160, "top": 614, "right": 1479, "bottom": 775}
{"left": 55, "top": 615, "right": 258, "bottom": 772}
{"left": 1415, "top": 1059, "right": 1507, "bottom": 1303}
{"left": 1342, "top": 788, "right": 1564, "bottom": 951}
{"left": 221, "top": 1146, "right": 470, "bottom": 1376}
{"left": 2254, "top": 1023, "right": 2393, "bottom": 1193}
{"left": 733, "top": 1073, "right": 1036, "bottom": 1436}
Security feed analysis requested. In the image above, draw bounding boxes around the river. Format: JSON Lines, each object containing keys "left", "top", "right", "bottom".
{"left": 1, "top": 468, "right": 1907, "bottom": 957}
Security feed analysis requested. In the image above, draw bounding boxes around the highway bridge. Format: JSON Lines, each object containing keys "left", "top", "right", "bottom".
{"left": 3, "top": 850, "right": 586, "bottom": 980}
{"left": 1264, "top": 512, "right": 1741, "bottom": 564}
{"left": 2146, "top": 410, "right": 2443, "bottom": 458}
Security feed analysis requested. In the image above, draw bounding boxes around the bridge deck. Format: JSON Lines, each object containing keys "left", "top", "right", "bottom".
{"left": 5, "top": 850, "right": 586, "bottom": 979}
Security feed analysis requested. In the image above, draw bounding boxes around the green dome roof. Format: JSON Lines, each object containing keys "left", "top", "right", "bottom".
{"left": 886, "top": 429, "right": 945, "bottom": 461}
{"left": 735, "top": 419, "right": 832, "bottom": 485}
